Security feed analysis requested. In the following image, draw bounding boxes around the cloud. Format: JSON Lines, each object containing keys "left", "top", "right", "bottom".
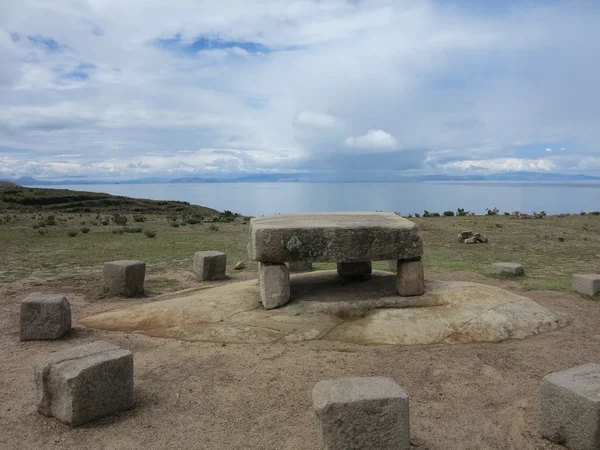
{"left": 294, "top": 111, "right": 339, "bottom": 129}
{"left": 546, "top": 148, "right": 552, "bottom": 152}
{"left": 344, "top": 130, "right": 398, "bottom": 150}
{"left": 0, "top": 1, "right": 600, "bottom": 179}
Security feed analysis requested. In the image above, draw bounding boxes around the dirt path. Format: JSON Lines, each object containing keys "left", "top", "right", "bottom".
{"left": 1, "top": 269, "right": 598, "bottom": 449}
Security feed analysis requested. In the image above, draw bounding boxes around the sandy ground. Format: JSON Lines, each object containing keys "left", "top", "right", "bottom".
{"left": 1, "top": 269, "right": 599, "bottom": 450}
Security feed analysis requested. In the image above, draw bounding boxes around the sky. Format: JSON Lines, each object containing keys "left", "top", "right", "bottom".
{"left": 1, "top": 0, "right": 600, "bottom": 181}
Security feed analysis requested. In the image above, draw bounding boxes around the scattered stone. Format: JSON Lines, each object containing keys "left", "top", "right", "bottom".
{"left": 540, "top": 363, "right": 600, "bottom": 450}
{"left": 337, "top": 261, "right": 372, "bottom": 278}
{"left": 492, "top": 262, "right": 525, "bottom": 276}
{"left": 234, "top": 261, "right": 245, "bottom": 270}
{"left": 396, "top": 259, "right": 425, "bottom": 296}
{"left": 103, "top": 260, "right": 145, "bottom": 297}
{"left": 313, "top": 376, "right": 410, "bottom": 450}
{"left": 286, "top": 261, "right": 313, "bottom": 272}
{"left": 20, "top": 293, "right": 71, "bottom": 341}
{"left": 193, "top": 251, "right": 227, "bottom": 281}
{"left": 573, "top": 274, "right": 600, "bottom": 296}
{"left": 35, "top": 341, "right": 134, "bottom": 427}
{"left": 459, "top": 231, "right": 488, "bottom": 244}
{"left": 474, "top": 232, "right": 488, "bottom": 243}
{"left": 258, "top": 262, "right": 290, "bottom": 309}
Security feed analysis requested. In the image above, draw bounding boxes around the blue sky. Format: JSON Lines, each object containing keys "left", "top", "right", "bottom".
{"left": 0, "top": 0, "right": 599, "bottom": 180}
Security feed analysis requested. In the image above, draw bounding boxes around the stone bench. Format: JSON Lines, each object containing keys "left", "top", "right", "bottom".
{"left": 313, "top": 376, "right": 410, "bottom": 450}
{"left": 35, "top": 341, "right": 134, "bottom": 426}
{"left": 540, "top": 363, "right": 600, "bottom": 450}
{"left": 249, "top": 212, "right": 424, "bottom": 309}
{"left": 20, "top": 293, "right": 71, "bottom": 341}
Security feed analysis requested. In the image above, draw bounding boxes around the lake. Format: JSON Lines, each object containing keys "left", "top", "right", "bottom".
{"left": 42, "top": 182, "right": 600, "bottom": 216}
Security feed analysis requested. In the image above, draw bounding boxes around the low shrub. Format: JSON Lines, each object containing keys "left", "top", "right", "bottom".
{"left": 186, "top": 218, "right": 202, "bottom": 225}
{"left": 169, "top": 222, "right": 180, "bottom": 228}
{"left": 144, "top": 230, "right": 157, "bottom": 238}
{"left": 112, "top": 214, "right": 128, "bottom": 226}
{"left": 590, "top": 211, "right": 600, "bottom": 216}
{"left": 67, "top": 230, "right": 79, "bottom": 237}
{"left": 101, "top": 220, "right": 109, "bottom": 226}
{"left": 133, "top": 214, "right": 146, "bottom": 223}
{"left": 423, "top": 210, "right": 431, "bottom": 218}
{"left": 431, "top": 212, "right": 441, "bottom": 217}
{"left": 209, "top": 224, "right": 219, "bottom": 231}
{"left": 486, "top": 207, "right": 499, "bottom": 216}
{"left": 443, "top": 211, "right": 455, "bottom": 217}
{"left": 456, "top": 208, "right": 467, "bottom": 216}
{"left": 558, "top": 237, "right": 565, "bottom": 242}
{"left": 80, "top": 227, "right": 90, "bottom": 234}
{"left": 32, "top": 224, "right": 40, "bottom": 229}
{"left": 38, "top": 229, "right": 48, "bottom": 236}
{"left": 414, "top": 213, "right": 421, "bottom": 218}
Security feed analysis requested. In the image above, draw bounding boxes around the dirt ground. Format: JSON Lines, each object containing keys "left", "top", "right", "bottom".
{"left": 1, "top": 269, "right": 599, "bottom": 450}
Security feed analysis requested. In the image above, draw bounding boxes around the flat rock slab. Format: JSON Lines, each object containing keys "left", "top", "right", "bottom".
{"left": 492, "top": 262, "right": 525, "bottom": 276}
{"left": 80, "top": 270, "right": 567, "bottom": 346}
{"left": 248, "top": 212, "right": 422, "bottom": 263}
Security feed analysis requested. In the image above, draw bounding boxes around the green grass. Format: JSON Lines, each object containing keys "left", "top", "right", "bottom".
{"left": 0, "top": 197, "right": 599, "bottom": 295}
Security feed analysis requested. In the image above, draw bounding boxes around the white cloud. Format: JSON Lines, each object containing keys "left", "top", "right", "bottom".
{"left": 546, "top": 148, "right": 552, "bottom": 152}
{"left": 442, "top": 158, "right": 556, "bottom": 172}
{"left": 344, "top": 129, "right": 398, "bottom": 150}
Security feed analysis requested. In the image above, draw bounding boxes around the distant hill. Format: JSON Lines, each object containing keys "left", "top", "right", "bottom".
{"left": 1, "top": 171, "right": 599, "bottom": 186}
{"left": 0, "top": 184, "right": 219, "bottom": 215}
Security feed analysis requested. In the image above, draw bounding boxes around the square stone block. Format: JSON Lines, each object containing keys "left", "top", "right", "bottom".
{"left": 313, "top": 376, "right": 410, "bottom": 450}
{"left": 396, "top": 259, "right": 425, "bottom": 296}
{"left": 20, "top": 293, "right": 71, "bottom": 341}
{"left": 492, "top": 262, "right": 525, "bottom": 276}
{"left": 573, "top": 274, "right": 600, "bottom": 296}
{"left": 540, "top": 363, "right": 600, "bottom": 450}
{"left": 259, "top": 262, "right": 290, "bottom": 309}
{"left": 194, "top": 251, "right": 227, "bottom": 281}
{"left": 35, "top": 341, "right": 134, "bottom": 427}
{"left": 103, "top": 260, "right": 145, "bottom": 297}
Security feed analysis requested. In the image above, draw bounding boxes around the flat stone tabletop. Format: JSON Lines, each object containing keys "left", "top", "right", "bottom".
{"left": 249, "top": 212, "right": 422, "bottom": 263}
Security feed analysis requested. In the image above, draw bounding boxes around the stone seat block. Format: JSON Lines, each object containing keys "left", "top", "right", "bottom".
{"left": 312, "top": 376, "right": 410, "bottom": 450}
{"left": 540, "top": 363, "right": 600, "bottom": 450}
{"left": 103, "top": 260, "right": 145, "bottom": 297}
{"left": 249, "top": 212, "right": 422, "bottom": 263}
{"left": 573, "top": 274, "right": 600, "bottom": 296}
{"left": 35, "top": 341, "right": 134, "bottom": 427}
{"left": 20, "top": 293, "right": 71, "bottom": 341}
{"left": 492, "top": 262, "right": 525, "bottom": 276}
{"left": 194, "top": 251, "right": 227, "bottom": 280}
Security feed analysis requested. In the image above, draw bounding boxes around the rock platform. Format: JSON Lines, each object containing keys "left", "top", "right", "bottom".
{"left": 80, "top": 270, "right": 567, "bottom": 346}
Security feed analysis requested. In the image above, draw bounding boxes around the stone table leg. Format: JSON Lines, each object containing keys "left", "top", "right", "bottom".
{"left": 337, "top": 261, "right": 372, "bottom": 280}
{"left": 396, "top": 258, "right": 424, "bottom": 296}
{"left": 258, "top": 262, "right": 290, "bottom": 309}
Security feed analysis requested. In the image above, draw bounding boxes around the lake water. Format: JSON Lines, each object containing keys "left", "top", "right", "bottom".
{"left": 44, "top": 182, "right": 600, "bottom": 216}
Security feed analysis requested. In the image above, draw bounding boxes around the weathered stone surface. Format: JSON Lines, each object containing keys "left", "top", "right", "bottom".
{"left": 103, "top": 260, "right": 145, "bottom": 296}
{"left": 337, "top": 261, "right": 372, "bottom": 278}
{"left": 474, "top": 232, "right": 488, "bottom": 243}
{"left": 573, "top": 274, "right": 600, "bottom": 296}
{"left": 249, "top": 212, "right": 422, "bottom": 263}
{"left": 387, "top": 260, "right": 398, "bottom": 271}
{"left": 396, "top": 260, "right": 424, "bottom": 296}
{"left": 313, "top": 377, "right": 410, "bottom": 450}
{"left": 193, "top": 251, "right": 227, "bottom": 281}
{"left": 259, "top": 262, "right": 290, "bottom": 309}
{"left": 464, "top": 237, "right": 477, "bottom": 244}
{"left": 286, "top": 261, "right": 313, "bottom": 272}
{"left": 20, "top": 293, "right": 71, "bottom": 341}
{"left": 234, "top": 261, "right": 245, "bottom": 270}
{"left": 35, "top": 341, "right": 133, "bottom": 426}
{"left": 492, "top": 262, "right": 525, "bottom": 276}
{"left": 458, "top": 230, "right": 474, "bottom": 242}
{"left": 540, "top": 363, "right": 600, "bottom": 450}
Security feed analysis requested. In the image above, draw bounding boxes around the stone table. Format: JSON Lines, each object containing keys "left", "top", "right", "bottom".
{"left": 249, "top": 212, "right": 424, "bottom": 309}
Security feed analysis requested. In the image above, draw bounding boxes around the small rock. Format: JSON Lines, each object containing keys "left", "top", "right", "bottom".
{"left": 464, "top": 237, "right": 478, "bottom": 244}
{"left": 234, "top": 261, "right": 245, "bottom": 270}
{"left": 474, "top": 233, "right": 488, "bottom": 243}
